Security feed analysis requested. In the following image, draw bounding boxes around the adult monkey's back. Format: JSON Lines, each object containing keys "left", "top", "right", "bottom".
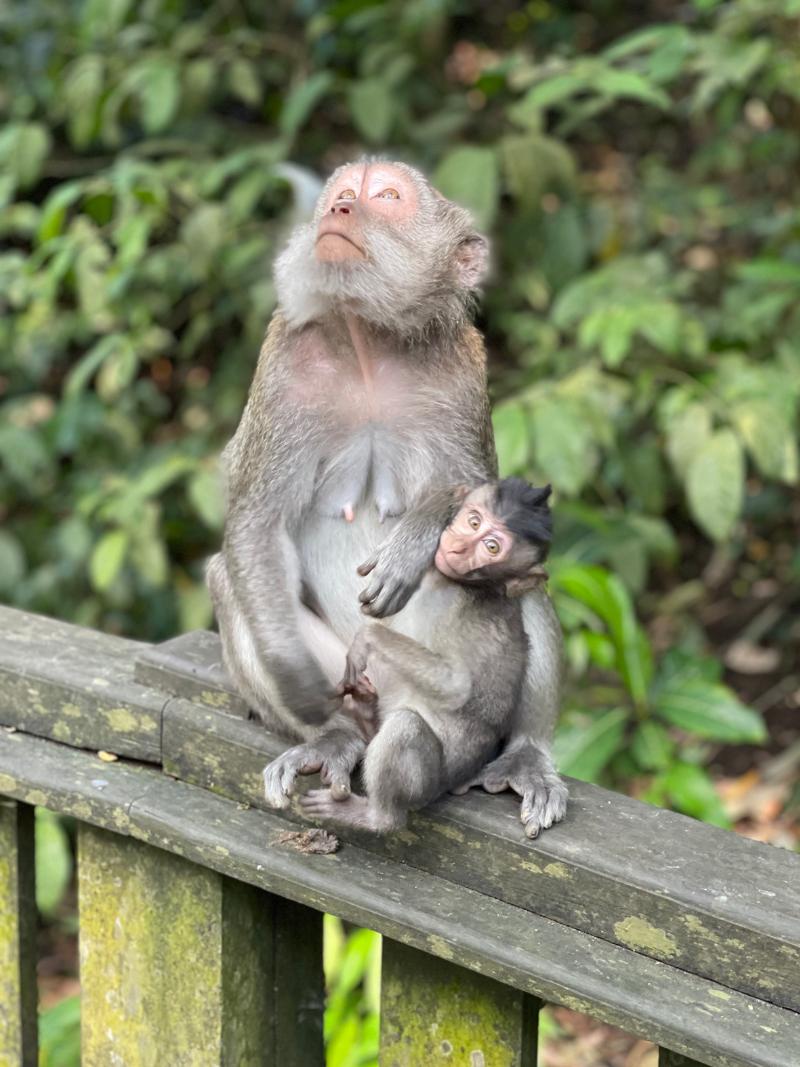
{"left": 207, "top": 159, "right": 567, "bottom": 838}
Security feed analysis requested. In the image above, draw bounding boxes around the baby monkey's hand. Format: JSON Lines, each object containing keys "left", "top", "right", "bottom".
{"left": 337, "top": 674, "right": 379, "bottom": 743}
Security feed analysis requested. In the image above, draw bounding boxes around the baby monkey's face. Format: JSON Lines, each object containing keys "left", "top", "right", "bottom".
{"left": 434, "top": 486, "right": 515, "bottom": 581}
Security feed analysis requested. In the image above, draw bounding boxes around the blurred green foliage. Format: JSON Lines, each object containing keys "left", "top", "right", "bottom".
{"left": 2, "top": 0, "right": 798, "bottom": 828}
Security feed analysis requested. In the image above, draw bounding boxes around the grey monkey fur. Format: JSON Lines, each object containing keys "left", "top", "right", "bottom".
{"left": 302, "top": 482, "right": 551, "bottom": 833}
{"left": 208, "top": 159, "right": 567, "bottom": 838}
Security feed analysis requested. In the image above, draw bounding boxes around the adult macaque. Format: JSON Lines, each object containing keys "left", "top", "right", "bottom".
{"left": 301, "top": 480, "right": 553, "bottom": 833}
{"left": 208, "top": 159, "right": 567, "bottom": 838}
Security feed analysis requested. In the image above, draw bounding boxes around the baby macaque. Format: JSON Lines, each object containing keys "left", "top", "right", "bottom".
{"left": 300, "top": 478, "right": 552, "bottom": 833}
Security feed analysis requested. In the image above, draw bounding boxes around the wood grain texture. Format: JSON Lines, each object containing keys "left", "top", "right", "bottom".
{"left": 0, "top": 730, "right": 798, "bottom": 1067}
{"left": 0, "top": 605, "right": 163, "bottom": 761}
{"left": 78, "top": 823, "right": 324, "bottom": 1066}
{"left": 161, "top": 682, "right": 800, "bottom": 1014}
{"left": 0, "top": 800, "right": 37, "bottom": 1067}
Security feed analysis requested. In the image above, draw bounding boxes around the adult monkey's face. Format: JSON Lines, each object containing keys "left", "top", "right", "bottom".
{"left": 274, "top": 159, "right": 488, "bottom": 336}
{"left": 315, "top": 162, "right": 419, "bottom": 264}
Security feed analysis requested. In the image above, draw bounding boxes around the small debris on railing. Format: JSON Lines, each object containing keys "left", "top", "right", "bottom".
{"left": 97, "top": 751, "right": 118, "bottom": 762}
{"left": 274, "top": 828, "right": 340, "bottom": 855}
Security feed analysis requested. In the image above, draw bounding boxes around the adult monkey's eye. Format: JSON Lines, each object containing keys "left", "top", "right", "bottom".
{"left": 484, "top": 539, "right": 500, "bottom": 555}
{"left": 378, "top": 188, "right": 400, "bottom": 199}
{"left": 468, "top": 513, "right": 480, "bottom": 529}
{"left": 338, "top": 189, "right": 357, "bottom": 200}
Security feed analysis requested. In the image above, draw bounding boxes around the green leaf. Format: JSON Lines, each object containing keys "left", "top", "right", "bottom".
{"left": 349, "top": 79, "right": 394, "bottom": 143}
{"left": 433, "top": 146, "right": 498, "bottom": 230}
{"left": 63, "top": 55, "right": 104, "bottom": 147}
{"left": 188, "top": 467, "right": 225, "bottom": 528}
{"left": 136, "top": 60, "right": 180, "bottom": 133}
{"left": 731, "top": 400, "right": 797, "bottom": 484}
{"left": 280, "top": 72, "right": 334, "bottom": 137}
{"left": 591, "top": 68, "right": 670, "bottom": 108}
{"left": 35, "top": 808, "right": 72, "bottom": 915}
{"left": 553, "top": 563, "right": 653, "bottom": 708}
{"left": 655, "top": 676, "right": 767, "bottom": 743}
{"left": 89, "top": 529, "right": 129, "bottom": 592}
{"left": 529, "top": 400, "right": 596, "bottom": 495}
{"left": 666, "top": 403, "right": 712, "bottom": 479}
{"left": 501, "top": 133, "right": 575, "bottom": 208}
{"left": 39, "top": 994, "right": 81, "bottom": 1067}
{"left": 630, "top": 721, "right": 674, "bottom": 771}
{"left": 660, "top": 763, "right": 731, "bottom": 827}
{"left": 0, "top": 123, "right": 51, "bottom": 188}
{"left": 492, "top": 403, "right": 529, "bottom": 474}
{"left": 228, "top": 58, "right": 262, "bottom": 107}
{"left": 685, "top": 429, "right": 744, "bottom": 541}
{"left": 554, "top": 707, "right": 629, "bottom": 781}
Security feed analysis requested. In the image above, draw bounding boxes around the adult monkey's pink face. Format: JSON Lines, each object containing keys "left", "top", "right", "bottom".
{"left": 315, "top": 163, "right": 420, "bottom": 264}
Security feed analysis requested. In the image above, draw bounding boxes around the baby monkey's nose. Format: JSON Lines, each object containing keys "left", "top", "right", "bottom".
{"left": 331, "top": 203, "right": 352, "bottom": 214}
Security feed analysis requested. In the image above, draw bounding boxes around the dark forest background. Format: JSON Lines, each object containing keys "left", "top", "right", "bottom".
{"left": 2, "top": 2, "right": 798, "bottom": 1063}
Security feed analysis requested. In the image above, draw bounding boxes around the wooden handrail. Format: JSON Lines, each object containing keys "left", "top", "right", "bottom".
{"left": 0, "top": 605, "right": 798, "bottom": 1067}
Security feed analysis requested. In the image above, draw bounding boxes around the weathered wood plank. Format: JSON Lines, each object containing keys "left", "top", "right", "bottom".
{"left": 0, "top": 799, "right": 37, "bottom": 1067}
{"left": 134, "top": 630, "right": 248, "bottom": 718}
{"left": 79, "top": 823, "right": 324, "bottom": 1066}
{"left": 161, "top": 691, "right": 800, "bottom": 1014}
{"left": 0, "top": 606, "right": 162, "bottom": 761}
{"left": 381, "top": 939, "right": 539, "bottom": 1066}
{"left": 0, "top": 731, "right": 797, "bottom": 1067}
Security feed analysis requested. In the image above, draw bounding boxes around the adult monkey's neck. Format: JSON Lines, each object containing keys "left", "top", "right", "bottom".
{"left": 344, "top": 312, "right": 374, "bottom": 394}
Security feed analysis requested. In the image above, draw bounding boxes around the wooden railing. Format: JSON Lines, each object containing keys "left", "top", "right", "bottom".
{"left": 0, "top": 604, "right": 798, "bottom": 1067}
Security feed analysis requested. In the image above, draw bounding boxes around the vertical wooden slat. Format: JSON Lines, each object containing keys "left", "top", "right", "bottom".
{"left": 0, "top": 800, "right": 38, "bottom": 1067}
{"left": 659, "top": 1050, "right": 707, "bottom": 1067}
{"left": 380, "top": 938, "right": 539, "bottom": 1066}
{"left": 78, "top": 825, "right": 324, "bottom": 1066}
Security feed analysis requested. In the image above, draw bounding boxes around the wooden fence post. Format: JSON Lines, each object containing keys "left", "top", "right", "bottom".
{"left": 78, "top": 824, "right": 324, "bottom": 1066}
{"left": 0, "top": 799, "right": 38, "bottom": 1067}
{"left": 380, "top": 938, "right": 540, "bottom": 1066}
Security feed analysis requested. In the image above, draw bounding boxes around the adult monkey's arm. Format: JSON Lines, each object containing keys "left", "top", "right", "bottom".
{"left": 210, "top": 318, "right": 332, "bottom": 734}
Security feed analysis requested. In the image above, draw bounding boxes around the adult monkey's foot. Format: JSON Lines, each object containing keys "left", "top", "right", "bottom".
{"left": 263, "top": 727, "right": 366, "bottom": 810}
{"left": 451, "top": 740, "right": 567, "bottom": 839}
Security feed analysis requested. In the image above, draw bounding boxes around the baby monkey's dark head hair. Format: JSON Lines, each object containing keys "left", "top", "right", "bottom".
{"left": 493, "top": 478, "right": 553, "bottom": 555}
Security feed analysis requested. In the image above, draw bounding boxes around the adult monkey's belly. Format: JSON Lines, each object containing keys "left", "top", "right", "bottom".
{"left": 298, "top": 507, "right": 398, "bottom": 645}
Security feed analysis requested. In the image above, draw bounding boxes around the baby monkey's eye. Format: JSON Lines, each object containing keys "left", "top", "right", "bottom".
{"left": 484, "top": 539, "right": 500, "bottom": 555}
{"left": 468, "top": 513, "right": 481, "bottom": 529}
{"left": 338, "top": 189, "right": 357, "bottom": 200}
{"left": 377, "top": 188, "right": 400, "bottom": 199}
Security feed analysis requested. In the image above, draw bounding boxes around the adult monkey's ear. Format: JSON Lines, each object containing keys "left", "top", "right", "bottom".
{"left": 455, "top": 234, "right": 490, "bottom": 289}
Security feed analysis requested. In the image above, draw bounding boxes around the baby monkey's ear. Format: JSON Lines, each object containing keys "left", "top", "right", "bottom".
{"left": 505, "top": 564, "right": 549, "bottom": 598}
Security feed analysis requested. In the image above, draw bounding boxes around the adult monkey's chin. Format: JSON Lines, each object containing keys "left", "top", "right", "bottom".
{"left": 315, "top": 233, "right": 366, "bottom": 263}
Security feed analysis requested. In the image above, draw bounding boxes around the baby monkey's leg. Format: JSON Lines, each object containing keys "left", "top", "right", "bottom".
{"left": 301, "top": 708, "right": 444, "bottom": 832}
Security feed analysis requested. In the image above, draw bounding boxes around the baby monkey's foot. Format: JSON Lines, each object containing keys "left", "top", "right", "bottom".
{"left": 301, "top": 789, "right": 375, "bottom": 830}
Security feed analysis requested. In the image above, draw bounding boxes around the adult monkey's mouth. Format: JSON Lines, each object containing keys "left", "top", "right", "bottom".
{"left": 315, "top": 222, "right": 366, "bottom": 261}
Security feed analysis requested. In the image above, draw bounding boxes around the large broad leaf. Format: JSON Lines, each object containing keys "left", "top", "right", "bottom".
{"left": 685, "top": 429, "right": 744, "bottom": 541}
{"left": 280, "top": 72, "right": 334, "bottom": 137}
{"left": 349, "top": 79, "right": 394, "bottom": 143}
{"left": 89, "top": 529, "right": 129, "bottom": 592}
{"left": 529, "top": 400, "right": 596, "bottom": 495}
{"left": 501, "top": 132, "right": 575, "bottom": 208}
{"left": 39, "top": 994, "right": 81, "bottom": 1067}
{"left": 630, "top": 720, "right": 674, "bottom": 771}
{"left": 0, "top": 123, "right": 51, "bottom": 188}
{"left": 553, "top": 563, "right": 653, "bottom": 709}
{"left": 660, "top": 763, "right": 731, "bottom": 828}
{"left": 492, "top": 403, "right": 529, "bottom": 474}
{"left": 553, "top": 707, "right": 629, "bottom": 782}
{"left": 433, "top": 146, "right": 498, "bottom": 230}
{"left": 731, "top": 400, "right": 797, "bottom": 484}
{"left": 654, "top": 676, "right": 767, "bottom": 743}
{"left": 665, "top": 403, "right": 712, "bottom": 478}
